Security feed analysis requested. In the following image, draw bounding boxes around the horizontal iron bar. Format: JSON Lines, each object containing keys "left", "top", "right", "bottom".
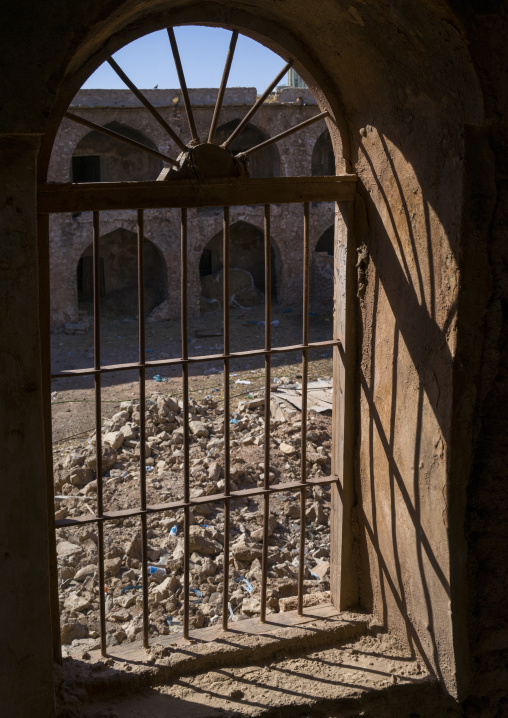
{"left": 37, "top": 176, "right": 357, "bottom": 214}
{"left": 51, "top": 339, "right": 341, "bottom": 379}
{"left": 55, "top": 475, "right": 339, "bottom": 528}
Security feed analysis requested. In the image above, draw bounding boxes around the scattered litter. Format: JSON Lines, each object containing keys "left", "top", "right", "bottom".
{"left": 148, "top": 566, "right": 166, "bottom": 576}
{"left": 230, "top": 419, "right": 239, "bottom": 425}
{"left": 121, "top": 585, "right": 141, "bottom": 595}
{"left": 169, "top": 525, "right": 177, "bottom": 537}
{"left": 247, "top": 394, "right": 253, "bottom": 399}
{"left": 190, "top": 588, "right": 203, "bottom": 604}
{"left": 121, "top": 470, "right": 129, "bottom": 478}
{"left": 234, "top": 577, "right": 254, "bottom": 594}
{"left": 271, "top": 320, "right": 280, "bottom": 326}
{"left": 235, "top": 379, "right": 251, "bottom": 385}
{"left": 153, "top": 374, "right": 168, "bottom": 382}
{"left": 146, "top": 466, "right": 154, "bottom": 472}
{"left": 228, "top": 602, "right": 235, "bottom": 620}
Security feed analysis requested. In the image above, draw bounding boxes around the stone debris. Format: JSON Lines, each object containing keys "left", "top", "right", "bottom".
{"left": 53, "top": 384, "right": 333, "bottom": 652}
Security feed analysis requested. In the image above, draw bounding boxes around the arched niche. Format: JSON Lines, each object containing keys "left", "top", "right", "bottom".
{"left": 71, "top": 122, "right": 162, "bottom": 182}
{"left": 199, "top": 220, "right": 280, "bottom": 311}
{"left": 77, "top": 227, "right": 167, "bottom": 316}
{"left": 311, "top": 224, "right": 334, "bottom": 309}
{"left": 311, "top": 129, "right": 335, "bottom": 176}
{"left": 214, "top": 119, "right": 280, "bottom": 178}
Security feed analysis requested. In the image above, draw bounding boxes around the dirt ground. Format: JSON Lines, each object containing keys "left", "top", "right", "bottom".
{"left": 51, "top": 303, "right": 334, "bottom": 450}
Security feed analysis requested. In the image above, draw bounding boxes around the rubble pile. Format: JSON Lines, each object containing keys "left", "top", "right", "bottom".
{"left": 53, "top": 380, "right": 333, "bottom": 654}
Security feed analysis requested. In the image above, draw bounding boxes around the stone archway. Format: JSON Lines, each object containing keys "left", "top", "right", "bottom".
{"left": 72, "top": 122, "right": 162, "bottom": 182}
{"left": 77, "top": 227, "right": 167, "bottom": 316}
{"left": 214, "top": 119, "right": 280, "bottom": 177}
{"left": 199, "top": 220, "right": 280, "bottom": 312}
{"left": 311, "top": 129, "right": 335, "bottom": 176}
{"left": 311, "top": 224, "right": 334, "bottom": 309}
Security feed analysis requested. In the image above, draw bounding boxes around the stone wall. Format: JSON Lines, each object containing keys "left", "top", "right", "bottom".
{"left": 48, "top": 90, "right": 335, "bottom": 328}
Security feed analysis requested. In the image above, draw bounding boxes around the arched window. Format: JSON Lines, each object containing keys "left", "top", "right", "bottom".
{"left": 37, "top": 24, "right": 356, "bottom": 663}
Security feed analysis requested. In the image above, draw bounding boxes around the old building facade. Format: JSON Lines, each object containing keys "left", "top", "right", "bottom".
{"left": 49, "top": 87, "right": 336, "bottom": 328}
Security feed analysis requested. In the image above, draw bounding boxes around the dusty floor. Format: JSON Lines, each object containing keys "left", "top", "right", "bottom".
{"left": 57, "top": 631, "right": 448, "bottom": 718}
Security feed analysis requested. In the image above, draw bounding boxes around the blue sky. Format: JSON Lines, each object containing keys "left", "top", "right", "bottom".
{"left": 82, "top": 26, "right": 286, "bottom": 92}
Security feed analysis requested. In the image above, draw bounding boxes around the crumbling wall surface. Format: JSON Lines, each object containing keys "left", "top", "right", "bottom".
{"left": 0, "top": 1, "right": 507, "bottom": 717}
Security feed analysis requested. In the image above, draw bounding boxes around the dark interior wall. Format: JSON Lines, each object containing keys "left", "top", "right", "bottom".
{"left": 0, "top": 2, "right": 507, "bottom": 716}
{"left": 72, "top": 122, "right": 162, "bottom": 181}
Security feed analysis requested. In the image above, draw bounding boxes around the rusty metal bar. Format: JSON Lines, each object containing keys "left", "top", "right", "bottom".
{"left": 236, "top": 112, "right": 329, "bottom": 159}
{"left": 222, "top": 206, "right": 231, "bottom": 632}
{"left": 298, "top": 202, "right": 310, "bottom": 616}
{"left": 260, "top": 203, "right": 271, "bottom": 623}
{"left": 92, "top": 211, "right": 107, "bottom": 656}
{"left": 55, "top": 475, "right": 340, "bottom": 528}
{"left": 37, "top": 212, "right": 62, "bottom": 662}
{"left": 208, "top": 30, "right": 238, "bottom": 144}
{"left": 38, "top": 175, "right": 357, "bottom": 213}
{"left": 181, "top": 207, "right": 191, "bottom": 640}
{"left": 50, "top": 339, "right": 342, "bottom": 379}
{"left": 137, "top": 209, "right": 149, "bottom": 649}
{"left": 167, "top": 27, "right": 199, "bottom": 145}
{"left": 222, "top": 60, "right": 293, "bottom": 149}
{"left": 64, "top": 112, "right": 178, "bottom": 166}
{"left": 107, "top": 58, "right": 187, "bottom": 152}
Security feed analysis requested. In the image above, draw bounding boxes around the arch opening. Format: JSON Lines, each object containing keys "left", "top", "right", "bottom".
{"left": 72, "top": 122, "right": 162, "bottom": 182}
{"left": 311, "top": 224, "right": 334, "bottom": 310}
{"left": 77, "top": 228, "right": 167, "bottom": 317}
{"left": 214, "top": 119, "right": 280, "bottom": 178}
{"left": 199, "top": 220, "right": 279, "bottom": 312}
{"left": 311, "top": 129, "right": 335, "bottom": 176}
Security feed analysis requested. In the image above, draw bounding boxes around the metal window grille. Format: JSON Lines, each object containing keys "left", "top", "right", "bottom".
{"left": 40, "top": 181, "right": 353, "bottom": 658}
{"left": 38, "top": 28, "right": 357, "bottom": 659}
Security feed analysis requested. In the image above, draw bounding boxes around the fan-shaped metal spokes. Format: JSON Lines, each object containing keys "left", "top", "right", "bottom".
{"left": 208, "top": 30, "right": 239, "bottom": 144}
{"left": 167, "top": 27, "right": 200, "bottom": 145}
{"left": 64, "top": 28, "right": 331, "bottom": 181}
{"left": 107, "top": 57, "right": 187, "bottom": 152}
{"left": 234, "top": 110, "right": 330, "bottom": 160}
{"left": 221, "top": 59, "right": 294, "bottom": 150}
{"left": 63, "top": 111, "right": 179, "bottom": 166}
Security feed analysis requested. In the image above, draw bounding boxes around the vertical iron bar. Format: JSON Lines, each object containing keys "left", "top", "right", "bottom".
{"left": 260, "top": 204, "right": 271, "bottom": 623}
{"left": 167, "top": 27, "right": 199, "bottom": 145}
{"left": 222, "top": 206, "right": 231, "bottom": 631}
{"left": 181, "top": 208, "right": 191, "bottom": 640}
{"left": 208, "top": 30, "right": 238, "bottom": 144}
{"left": 37, "top": 212, "right": 62, "bottom": 662}
{"left": 93, "top": 211, "right": 107, "bottom": 656}
{"left": 298, "top": 202, "right": 310, "bottom": 616}
{"left": 138, "top": 209, "right": 149, "bottom": 649}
